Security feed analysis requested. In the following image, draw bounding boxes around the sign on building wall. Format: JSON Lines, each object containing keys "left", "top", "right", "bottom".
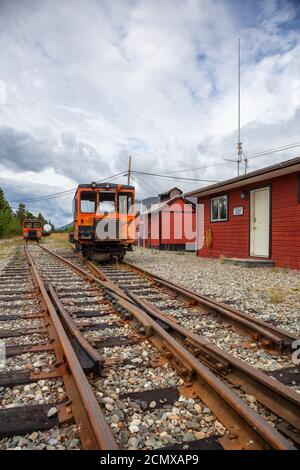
{"left": 233, "top": 206, "right": 244, "bottom": 216}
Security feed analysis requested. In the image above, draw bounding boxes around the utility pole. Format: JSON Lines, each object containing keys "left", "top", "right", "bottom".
{"left": 127, "top": 155, "right": 132, "bottom": 185}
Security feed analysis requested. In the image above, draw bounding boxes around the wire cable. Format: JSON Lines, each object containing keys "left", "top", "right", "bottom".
{"left": 8, "top": 171, "right": 128, "bottom": 203}
{"left": 131, "top": 170, "right": 218, "bottom": 183}
{"left": 6, "top": 141, "right": 300, "bottom": 203}
{"left": 159, "top": 142, "right": 300, "bottom": 174}
{"left": 131, "top": 174, "right": 159, "bottom": 195}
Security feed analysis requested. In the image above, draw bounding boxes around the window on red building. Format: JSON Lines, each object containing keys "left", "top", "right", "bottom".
{"left": 211, "top": 195, "right": 228, "bottom": 221}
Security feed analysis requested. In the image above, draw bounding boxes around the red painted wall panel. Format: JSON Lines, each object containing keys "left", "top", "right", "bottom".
{"left": 145, "top": 198, "right": 196, "bottom": 248}
{"left": 197, "top": 173, "right": 300, "bottom": 269}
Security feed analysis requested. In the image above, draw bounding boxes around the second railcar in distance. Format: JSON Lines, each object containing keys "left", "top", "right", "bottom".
{"left": 23, "top": 219, "right": 42, "bottom": 242}
{"left": 71, "top": 182, "right": 135, "bottom": 261}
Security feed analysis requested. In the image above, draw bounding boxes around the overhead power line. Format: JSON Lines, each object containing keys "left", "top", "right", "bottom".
{"left": 131, "top": 174, "right": 156, "bottom": 195}
{"left": 131, "top": 170, "right": 218, "bottom": 183}
{"left": 247, "top": 142, "right": 300, "bottom": 159}
{"left": 7, "top": 171, "right": 127, "bottom": 203}
{"left": 163, "top": 161, "right": 233, "bottom": 174}
{"left": 6, "top": 142, "right": 300, "bottom": 204}
{"left": 160, "top": 142, "right": 300, "bottom": 174}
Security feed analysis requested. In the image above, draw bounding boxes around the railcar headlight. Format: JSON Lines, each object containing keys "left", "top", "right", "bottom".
{"left": 91, "top": 181, "right": 97, "bottom": 188}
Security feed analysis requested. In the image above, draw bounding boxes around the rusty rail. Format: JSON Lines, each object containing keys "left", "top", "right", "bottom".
{"left": 24, "top": 246, "right": 118, "bottom": 450}
{"left": 121, "top": 261, "right": 297, "bottom": 351}
{"left": 38, "top": 245, "right": 296, "bottom": 450}
{"left": 126, "top": 291, "right": 300, "bottom": 431}
{"left": 48, "top": 284, "right": 104, "bottom": 374}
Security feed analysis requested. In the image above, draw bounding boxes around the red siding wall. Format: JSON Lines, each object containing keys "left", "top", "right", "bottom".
{"left": 145, "top": 198, "right": 196, "bottom": 248}
{"left": 197, "top": 173, "right": 300, "bottom": 269}
{"left": 272, "top": 174, "right": 300, "bottom": 268}
{"left": 146, "top": 213, "right": 160, "bottom": 247}
{"left": 160, "top": 199, "right": 196, "bottom": 246}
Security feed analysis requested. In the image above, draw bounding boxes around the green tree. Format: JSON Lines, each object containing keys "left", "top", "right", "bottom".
{"left": 37, "top": 212, "right": 47, "bottom": 225}
{"left": 0, "top": 188, "right": 12, "bottom": 213}
{"left": 0, "top": 188, "right": 22, "bottom": 237}
{"left": 0, "top": 187, "right": 50, "bottom": 239}
{"left": 15, "top": 203, "right": 27, "bottom": 224}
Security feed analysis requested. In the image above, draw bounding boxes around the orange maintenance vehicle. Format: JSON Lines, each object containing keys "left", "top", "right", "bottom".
{"left": 23, "top": 219, "right": 43, "bottom": 242}
{"left": 70, "top": 182, "right": 135, "bottom": 261}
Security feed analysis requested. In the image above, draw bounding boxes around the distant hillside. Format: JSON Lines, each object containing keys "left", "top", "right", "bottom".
{"left": 136, "top": 196, "right": 159, "bottom": 208}
{"left": 56, "top": 222, "right": 73, "bottom": 232}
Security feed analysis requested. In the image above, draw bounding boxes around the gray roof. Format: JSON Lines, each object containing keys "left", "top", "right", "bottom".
{"left": 158, "top": 187, "right": 182, "bottom": 197}
{"left": 141, "top": 194, "right": 195, "bottom": 216}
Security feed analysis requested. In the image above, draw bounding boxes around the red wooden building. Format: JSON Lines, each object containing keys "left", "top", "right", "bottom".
{"left": 186, "top": 157, "right": 300, "bottom": 269}
{"left": 139, "top": 187, "right": 196, "bottom": 251}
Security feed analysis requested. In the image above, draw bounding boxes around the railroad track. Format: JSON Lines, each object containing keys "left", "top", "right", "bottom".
{"left": 104, "top": 262, "right": 297, "bottom": 353}
{"left": 0, "top": 246, "right": 116, "bottom": 450}
{"left": 6, "top": 242, "right": 296, "bottom": 450}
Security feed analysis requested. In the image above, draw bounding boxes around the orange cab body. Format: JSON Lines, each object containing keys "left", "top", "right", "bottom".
{"left": 23, "top": 219, "right": 43, "bottom": 242}
{"left": 71, "top": 183, "right": 135, "bottom": 261}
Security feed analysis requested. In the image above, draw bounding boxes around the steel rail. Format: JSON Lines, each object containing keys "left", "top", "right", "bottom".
{"left": 121, "top": 261, "right": 297, "bottom": 351}
{"left": 41, "top": 245, "right": 300, "bottom": 429}
{"left": 40, "top": 245, "right": 131, "bottom": 300}
{"left": 87, "top": 259, "right": 300, "bottom": 434}
{"left": 24, "top": 246, "right": 118, "bottom": 450}
{"left": 126, "top": 291, "right": 300, "bottom": 431}
{"left": 38, "top": 245, "right": 295, "bottom": 450}
{"left": 48, "top": 284, "right": 104, "bottom": 374}
{"left": 102, "top": 289, "right": 296, "bottom": 450}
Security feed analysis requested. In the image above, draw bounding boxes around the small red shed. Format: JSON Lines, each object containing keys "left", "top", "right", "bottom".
{"left": 186, "top": 157, "right": 300, "bottom": 269}
{"left": 140, "top": 187, "right": 196, "bottom": 251}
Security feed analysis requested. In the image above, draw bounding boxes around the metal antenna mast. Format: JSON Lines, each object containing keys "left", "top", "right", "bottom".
{"left": 224, "top": 38, "right": 248, "bottom": 175}
{"left": 237, "top": 37, "right": 241, "bottom": 176}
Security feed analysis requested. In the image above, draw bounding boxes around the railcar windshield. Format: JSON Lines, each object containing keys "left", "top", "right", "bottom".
{"left": 80, "top": 191, "right": 97, "bottom": 213}
{"left": 24, "top": 221, "right": 41, "bottom": 228}
{"left": 97, "top": 192, "right": 116, "bottom": 214}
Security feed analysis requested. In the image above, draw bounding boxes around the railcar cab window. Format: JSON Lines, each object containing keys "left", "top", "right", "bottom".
{"left": 211, "top": 195, "right": 228, "bottom": 221}
{"left": 73, "top": 195, "right": 78, "bottom": 219}
{"left": 24, "top": 221, "right": 41, "bottom": 228}
{"left": 97, "top": 192, "right": 116, "bottom": 214}
{"left": 118, "top": 193, "right": 134, "bottom": 214}
{"left": 80, "top": 191, "right": 97, "bottom": 213}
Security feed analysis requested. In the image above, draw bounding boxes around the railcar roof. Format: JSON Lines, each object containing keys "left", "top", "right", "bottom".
{"left": 77, "top": 183, "right": 134, "bottom": 190}
{"left": 24, "top": 219, "right": 42, "bottom": 222}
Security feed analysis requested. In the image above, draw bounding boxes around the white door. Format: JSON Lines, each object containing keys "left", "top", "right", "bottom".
{"left": 250, "top": 187, "right": 270, "bottom": 257}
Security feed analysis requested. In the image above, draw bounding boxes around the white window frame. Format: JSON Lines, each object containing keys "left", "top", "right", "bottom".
{"left": 210, "top": 195, "right": 228, "bottom": 222}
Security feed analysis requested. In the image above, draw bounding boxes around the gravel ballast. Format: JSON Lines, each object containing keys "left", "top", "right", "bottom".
{"left": 126, "top": 248, "right": 300, "bottom": 336}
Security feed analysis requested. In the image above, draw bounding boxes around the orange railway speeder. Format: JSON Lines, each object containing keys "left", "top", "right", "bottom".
{"left": 23, "top": 219, "right": 43, "bottom": 242}
{"left": 70, "top": 182, "right": 135, "bottom": 262}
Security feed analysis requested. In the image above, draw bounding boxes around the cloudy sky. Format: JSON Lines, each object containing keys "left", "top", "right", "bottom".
{"left": 0, "top": 0, "right": 299, "bottom": 226}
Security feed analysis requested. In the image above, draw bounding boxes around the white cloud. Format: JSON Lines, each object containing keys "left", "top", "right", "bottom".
{"left": 0, "top": 0, "right": 299, "bottom": 226}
